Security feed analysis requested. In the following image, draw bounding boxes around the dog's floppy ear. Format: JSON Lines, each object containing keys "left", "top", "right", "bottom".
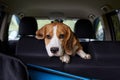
{"left": 36, "top": 26, "right": 46, "bottom": 39}
{"left": 64, "top": 26, "right": 78, "bottom": 55}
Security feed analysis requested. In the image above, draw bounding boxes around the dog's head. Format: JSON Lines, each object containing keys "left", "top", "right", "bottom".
{"left": 36, "top": 22, "right": 77, "bottom": 57}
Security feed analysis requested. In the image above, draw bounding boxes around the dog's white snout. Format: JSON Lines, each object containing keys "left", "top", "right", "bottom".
{"left": 50, "top": 47, "right": 59, "bottom": 54}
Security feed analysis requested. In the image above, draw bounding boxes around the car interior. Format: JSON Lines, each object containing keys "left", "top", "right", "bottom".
{"left": 0, "top": 0, "right": 120, "bottom": 80}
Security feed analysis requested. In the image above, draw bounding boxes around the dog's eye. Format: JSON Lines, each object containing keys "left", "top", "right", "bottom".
{"left": 59, "top": 34, "right": 64, "bottom": 39}
{"left": 46, "top": 35, "right": 51, "bottom": 39}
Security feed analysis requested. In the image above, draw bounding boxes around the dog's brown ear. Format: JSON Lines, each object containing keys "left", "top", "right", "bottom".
{"left": 63, "top": 26, "right": 78, "bottom": 55}
{"left": 36, "top": 26, "right": 46, "bottom": 39}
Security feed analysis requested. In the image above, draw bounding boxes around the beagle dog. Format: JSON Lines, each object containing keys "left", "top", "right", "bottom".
{"left": 36, "top": 22, "right": 91, "bottom": 63}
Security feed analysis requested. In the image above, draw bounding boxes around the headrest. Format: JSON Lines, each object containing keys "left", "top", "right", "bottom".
{"left": 19, "top": 17, "right": 38, "bottom": 35}
{"left": 74, "top": 19, "right": 95, "bottom": 39}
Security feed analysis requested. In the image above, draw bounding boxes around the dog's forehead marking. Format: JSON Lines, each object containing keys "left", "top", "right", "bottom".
{"left": 53, "top": 25, "right": 57, "bottom": 35}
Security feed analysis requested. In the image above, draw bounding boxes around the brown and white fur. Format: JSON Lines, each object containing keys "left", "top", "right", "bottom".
{"left": 36, "top": 22, "right": 91, "bottom": 63}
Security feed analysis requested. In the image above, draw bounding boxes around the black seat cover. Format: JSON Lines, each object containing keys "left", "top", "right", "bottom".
{"left": 74, "top": 19, "right": 95, "bottom": 39}
{"left": 19, "top": 17, "right": 37, "bottom": 36}
{"left": 0, "top": 53, "right": 29, "bottom": 80}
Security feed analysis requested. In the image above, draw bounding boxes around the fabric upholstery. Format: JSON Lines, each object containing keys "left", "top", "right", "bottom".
{"left": 0, "top": 53, "right": 29, "bottom": 80}
{"left": 74, "top": 19, "right": 95, "bottom": 39}
{"left": 64, "top": 41, "right": 120, "bottom": 79}
{"left": 19, "top": 17, "right": 38, "bottom": 35}
{"left": 89, "top": 41, "right": 120, "bottom": 61}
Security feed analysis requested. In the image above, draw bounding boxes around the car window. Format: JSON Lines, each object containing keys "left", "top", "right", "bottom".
{"left": 8, "top": 15, "right": 20, "bottom": 40}
{"left": 63, "top": 20, "right": 77, "bottom": 31}
{"left": 37, "top": 19, "right": 77, "bottom": 32}
{"left": 94, "top": 18, "right": 104, "bottom": 41}
{"left": 37, "top": 19, "right": 51, "bottom": 29}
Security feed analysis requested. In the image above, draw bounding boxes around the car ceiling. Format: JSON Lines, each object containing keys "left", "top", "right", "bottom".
{"left": 1, "top": 0, "right": 120, "bottom": 19}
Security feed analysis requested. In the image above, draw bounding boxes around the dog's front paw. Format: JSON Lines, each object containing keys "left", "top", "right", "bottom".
{"left": 77, "top": 50, "right": 91, "bottom": 60}
{"left": 60, "top": 54, "right": 70, "bottom": 63}
{"left": 83, "top": 54, "right": 91, "bottom": 59}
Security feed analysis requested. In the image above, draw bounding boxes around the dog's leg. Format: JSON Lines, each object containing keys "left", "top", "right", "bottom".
{"left": 60, "top": 54, "right": 70, "bottom": 63}
{"left": 77, "top": 50, "right": 91, "bottom": 59}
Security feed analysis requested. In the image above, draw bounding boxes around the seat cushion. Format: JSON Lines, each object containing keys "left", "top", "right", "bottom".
{"left": 89, "top": 41, "right": 120, "bottom": 61}
{"left": 64, "top": 55, "right": 120, "bottom": 79}
{"left": 16, "top": 37, "right": 48, "bottom": 57}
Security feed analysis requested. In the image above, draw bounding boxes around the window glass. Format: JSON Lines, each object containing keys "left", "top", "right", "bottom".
{"left": 37, "top": 19, "right": 51, "bottom": 29}
{"left": 8, "top": 15, "right": 20, "bottom": 40}
{"left": 94, "top": 19, "right": 104, "bottom": 41}
{"left": 37, "top": 19, "right": 77, "bottom": 32}
{"left": 63, "top": 20, "right": 77, "bottom": 31}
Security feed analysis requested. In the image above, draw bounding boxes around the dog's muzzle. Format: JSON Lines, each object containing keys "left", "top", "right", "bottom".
{"left": 50, "top": 47, "right": 59, "bottom": 54}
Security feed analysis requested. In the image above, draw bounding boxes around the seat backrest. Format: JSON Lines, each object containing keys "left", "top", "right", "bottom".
{"left": 0, "top": 53, "right": 29, "bottom": 80}
{"left": 74, "top": 19, "right": 95, "bottom": 41}
{"left": 89, "top": 41, "right": 120, "bottom": 61}
{"left": 16, "top": 17, "right": 47, "bottom": 57}
{"left": 16, "top": 36, "right": 47, "bottom": 57}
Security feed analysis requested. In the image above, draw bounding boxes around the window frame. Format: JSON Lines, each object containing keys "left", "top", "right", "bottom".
{"left": 106, "top": 10, "right": 120, "bottom": 41}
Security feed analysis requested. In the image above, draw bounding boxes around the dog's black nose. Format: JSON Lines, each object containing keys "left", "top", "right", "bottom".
{"left": 50, "top": 47, "right": 59, "bottom": 54}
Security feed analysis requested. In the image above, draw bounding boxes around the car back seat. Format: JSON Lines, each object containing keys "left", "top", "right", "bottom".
{"left": 88, "top": 41, "right": 120, "bottom": 79}
{"left": 16, "top": 17, "right": 64, "bottom": 71}
{"left": 89, "top": 41, "right": 120, "bottom": 63}
{"left": 16, "top": 18, "right": 120, "bottom": 79}
{"left": 64, "top": 19, "right": 120, "bottom": 79}
{"left": 63, "top": 19, "right": 120, "bottom": 79}
{"left": 64, "top": 19, "right": 96, "bottom": 78}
